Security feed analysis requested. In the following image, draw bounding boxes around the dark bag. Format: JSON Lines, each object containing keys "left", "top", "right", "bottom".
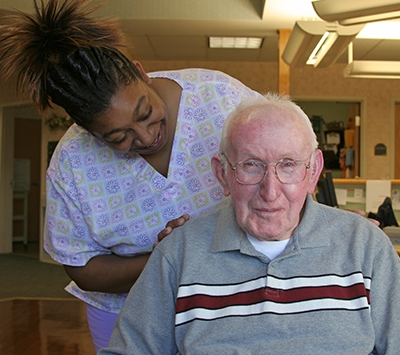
{"left": 367, "top": 197, "right": 399, "bottom": 229}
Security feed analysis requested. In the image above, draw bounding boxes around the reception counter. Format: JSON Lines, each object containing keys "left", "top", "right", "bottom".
{"left": 331, "top": 179, "right": 400, "bottom": 256}
{"left": 332, "top": 179, "right": 400, "bottom": 185}
{"left": 331, "top": 178, "right": 400, "bottom": 223}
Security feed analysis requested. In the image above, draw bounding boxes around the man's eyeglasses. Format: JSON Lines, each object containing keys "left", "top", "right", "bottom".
{"left": 220, "top": 153, "right": 312, "bottom": 185}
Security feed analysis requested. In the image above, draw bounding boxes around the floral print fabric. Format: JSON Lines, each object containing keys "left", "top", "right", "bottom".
{"left": 44, "top": 68, "right": 260, "bottom": 312}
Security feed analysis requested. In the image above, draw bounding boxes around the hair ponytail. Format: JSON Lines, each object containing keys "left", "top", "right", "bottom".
{"left": 0, "top": 0, "right": 142, "bottom": 127}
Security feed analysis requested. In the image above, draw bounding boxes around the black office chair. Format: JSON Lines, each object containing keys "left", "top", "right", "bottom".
{"left": 316, "top": 171, "right": 338, "bottom": 208}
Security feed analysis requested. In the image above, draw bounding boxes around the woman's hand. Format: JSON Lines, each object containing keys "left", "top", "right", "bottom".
{"left": 154, "top": 214, "right": 190, "bottom": 249}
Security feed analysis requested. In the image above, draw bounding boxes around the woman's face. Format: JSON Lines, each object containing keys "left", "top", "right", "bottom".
{"left": 89, "top": 79, "right": 169, "bottom": 154}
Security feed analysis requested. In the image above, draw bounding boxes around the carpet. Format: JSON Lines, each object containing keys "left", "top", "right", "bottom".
{"left": 0, "top": 254, "right": 74, "bottom": 299}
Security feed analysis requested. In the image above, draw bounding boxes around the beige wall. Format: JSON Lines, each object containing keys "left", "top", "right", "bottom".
{"left": 291, "top": 64, "right": 400, "bottom": 179}
{"left": 137, "top": 60, "right": 279, "bottom": 94}
{"left": 137, "top": 60, "right": 400, "bottom": 179}
{"left": 2, "top": 60, "right": 400, "bottom": 180}
{"left": 0, "top": 73, "right": 21, "bottom": 105}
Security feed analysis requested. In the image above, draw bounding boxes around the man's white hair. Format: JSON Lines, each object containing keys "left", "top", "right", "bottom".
{"left": 219, "top": 93, "right": 318, "bottom": 154}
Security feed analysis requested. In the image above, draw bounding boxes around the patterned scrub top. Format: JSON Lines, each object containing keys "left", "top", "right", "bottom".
{"left": 44, "top": 68, "right": 260, "bottom": 312}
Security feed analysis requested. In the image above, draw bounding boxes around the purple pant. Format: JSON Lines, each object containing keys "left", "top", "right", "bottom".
{"left": 86, "top": 303, "right": 119, "bottom": 352}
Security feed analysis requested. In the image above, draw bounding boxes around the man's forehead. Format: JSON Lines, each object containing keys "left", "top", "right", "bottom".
{"left": 236, "top": 110, "right": 299, "bottom": 131}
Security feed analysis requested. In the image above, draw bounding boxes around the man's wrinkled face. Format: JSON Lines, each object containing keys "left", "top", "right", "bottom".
{"left": 216, "top": 109, "right": 322, "bottom": 241}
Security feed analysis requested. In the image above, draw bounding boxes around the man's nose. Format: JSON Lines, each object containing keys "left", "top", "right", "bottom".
{"left": 259, "top": 166, "right": 280, "bottom": 198}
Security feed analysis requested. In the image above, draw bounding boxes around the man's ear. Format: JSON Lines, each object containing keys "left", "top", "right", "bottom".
{"left": 133, "top": 61, "right": 152, "bottom": 84}
{"left": 307, "top": 149, "right": 324, "bottom": 194}
{"left": 211, "top": 155, "right": 231, "bottom": 197}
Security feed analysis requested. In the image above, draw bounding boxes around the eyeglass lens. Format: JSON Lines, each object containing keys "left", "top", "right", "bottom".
{"left": 235, "top": 160, "right": 308, "bottom": 185}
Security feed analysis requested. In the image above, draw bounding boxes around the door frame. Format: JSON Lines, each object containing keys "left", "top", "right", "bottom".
{"left": 293, "top": 95, "right": 366, "bottom": 178}
{"left": 0, "top": 102, "right": 41, "bottom": 254}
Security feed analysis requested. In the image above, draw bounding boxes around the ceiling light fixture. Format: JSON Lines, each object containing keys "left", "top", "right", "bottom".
{"left": 312, "top": 0, "right": 400, "bottom": 26}
{"left": 344, "top": 42, "right": 400, "bottom": 79}
{"left": 306, "top": 31, "right": 338, "bottom": 66}
{"left": 357, "top": 21, "right": 400, "bottom": 40}
{"left": 282, "top": 21, "right": 364, "bottom": 68}
{"left": 208, "top": 37, "right": 263, "bottom": 49}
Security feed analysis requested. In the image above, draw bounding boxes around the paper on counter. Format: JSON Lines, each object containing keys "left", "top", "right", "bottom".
{"left": 366, "top": 180, "right": 391, "bottom": 213}
{"left": 354, "top": 188, "right": 363, "bottom": 200}
{"left": 392, "top": 190, "right": 400, "bottom": 211}
{"left": 334, "top": 188, "right": 347, "bottom": 206}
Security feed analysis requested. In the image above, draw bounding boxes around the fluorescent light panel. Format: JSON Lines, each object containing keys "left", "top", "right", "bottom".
{"left": 312, "top": 0, "right": 400, "bottom": 25}
{"left": 282, "top": 21, "right": 364, "bottom": 68}
{"left": 209, "top": 37, "right": 262, "bottom": 49}
{"left": 344, "top": 60, "right": 400, "bottom": 79}
{"left": 341, "top": 11, "right": 400, "bottom": 25}
{"left": 306, "top": 31, "right": 338, "bottom": 66}
{"left": 357, "top": 21, "right": 400, "bottom": 39}
{"left": 344, "top": 42, "right": 400, "bottom": 79}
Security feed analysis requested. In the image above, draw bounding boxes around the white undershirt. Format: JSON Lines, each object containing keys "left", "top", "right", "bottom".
{"left": 247, "top": 234, "right": 290, "bottom": 260}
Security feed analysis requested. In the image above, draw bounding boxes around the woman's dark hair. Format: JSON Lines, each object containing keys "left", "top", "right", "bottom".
{"left": 0, "top": 0, "right": 143, "bottom": 127}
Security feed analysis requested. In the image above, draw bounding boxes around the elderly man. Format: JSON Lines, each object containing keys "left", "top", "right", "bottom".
{"left": 99, "top": 94, "right": 400, "bottom": 354}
